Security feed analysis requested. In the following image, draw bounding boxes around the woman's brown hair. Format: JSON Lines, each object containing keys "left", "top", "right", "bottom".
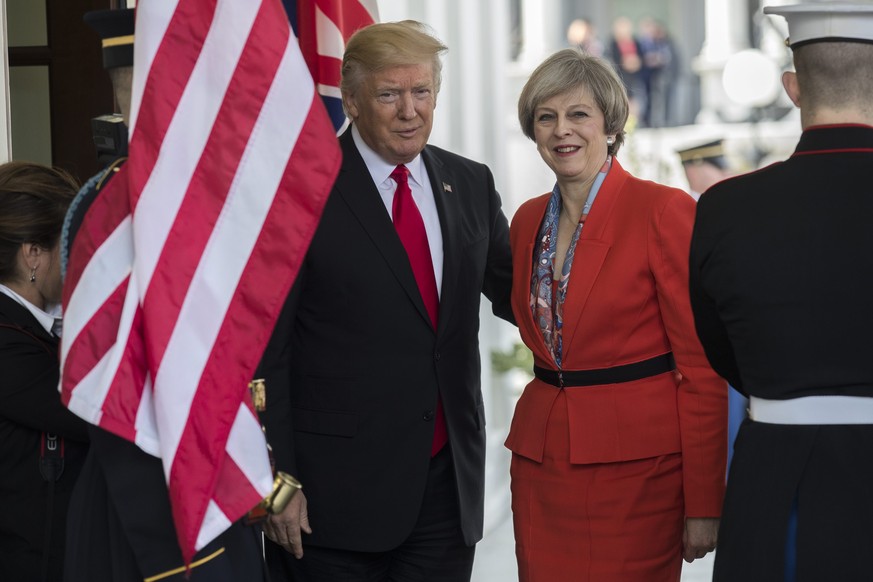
{"left": 0, "top": 161, "right": 79, "bottom": 283}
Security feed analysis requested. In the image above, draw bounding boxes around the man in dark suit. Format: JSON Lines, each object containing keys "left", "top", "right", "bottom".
{"left": 689, "top": 4, "right": 873, "bottom": 581}
{"left": 258, "top": 20, "right": 513, "bottom": 582}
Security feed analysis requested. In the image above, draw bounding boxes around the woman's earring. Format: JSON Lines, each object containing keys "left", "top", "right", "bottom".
{"left": 30, "top": 267, "right": 36, "bottom": 283}
{"left": 606, "top": 136, "right": 615, "bottom": 146}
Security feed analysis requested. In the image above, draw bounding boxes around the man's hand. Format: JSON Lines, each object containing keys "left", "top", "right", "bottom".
{"left": 262, "top": 490, "right": 311, "bottom": 559}
{"left": 682, "top": 517, "right": 719, "bottom": 563}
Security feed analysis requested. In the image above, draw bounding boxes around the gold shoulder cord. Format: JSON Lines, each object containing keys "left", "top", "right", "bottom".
{"left": 143, "top": 548, "right": 225, "bottom": 582}
{"left": 95, "top": 156, "right": 128, "bottom": 191}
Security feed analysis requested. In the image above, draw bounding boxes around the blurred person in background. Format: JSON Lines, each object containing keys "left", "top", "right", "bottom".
{"left": 676, "top": 139, "right": 731, "bottom": 201}
{"left": 639, "top": 17, "right": 679, "bottom": 127}
{"left": 566, "top": 17, "right": 603, "bottom": 57}
{"left": 606, "top": 17, "right": 645, "bottom": 124}
{"left": 677, "top": 140, "right": 747, "bottom": 469}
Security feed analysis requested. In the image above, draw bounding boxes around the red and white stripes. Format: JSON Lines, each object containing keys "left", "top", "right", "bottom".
{"left": 61, "top": 0, "right": 340, "bottom": 562}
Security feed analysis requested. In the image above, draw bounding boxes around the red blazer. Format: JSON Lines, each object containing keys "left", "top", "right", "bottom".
{"left": 505, "top": 158, "right": 726, "bottom": 517}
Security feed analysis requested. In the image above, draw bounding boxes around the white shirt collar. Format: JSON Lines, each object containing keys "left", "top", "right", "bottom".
{"left": 0, "top": 283, "right": 58, "bottom": 334}
{"left": 351, "top": 124, "right": 426, "bottom": 189}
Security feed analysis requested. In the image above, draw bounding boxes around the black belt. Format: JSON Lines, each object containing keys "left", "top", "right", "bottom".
{"left": 534, "top": 353, "right": 676, "bottom": 388}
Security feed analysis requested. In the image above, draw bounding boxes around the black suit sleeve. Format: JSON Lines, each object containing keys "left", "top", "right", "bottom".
{"left": 480, "top": 167, "right": 515, "bottom": 326}
{"left": 0, "top": 327, "right": 89, "bottom": 441}
{"left": 689, "top": 200, "right": 743, "bottom": 391}
{"left": 255, "top": 266, "right": 306, "bottom": 476}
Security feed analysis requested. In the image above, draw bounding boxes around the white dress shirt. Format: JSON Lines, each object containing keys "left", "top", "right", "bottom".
{"left": 352, "top": 124, "right": 444, "bottom": 297}
{"left": 0, "top": 283, "right": 61, "bottom": 335}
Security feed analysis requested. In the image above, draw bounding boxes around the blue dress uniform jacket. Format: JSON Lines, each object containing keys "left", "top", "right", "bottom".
{"left": 690, "top": 124, "right": 873, "bottom": 582}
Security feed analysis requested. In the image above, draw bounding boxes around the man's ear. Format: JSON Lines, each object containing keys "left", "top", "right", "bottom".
{"left": 782, "top": 71, "right": 801, "bottom": 108}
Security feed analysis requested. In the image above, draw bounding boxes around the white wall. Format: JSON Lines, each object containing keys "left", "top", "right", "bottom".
{"left": 0, "top": 0, "right": 13, "bottom": 162}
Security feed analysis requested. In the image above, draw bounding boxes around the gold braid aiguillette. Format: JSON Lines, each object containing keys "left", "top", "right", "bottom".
{"left": 247, "top": 379, "right": 302, "bottom": 518}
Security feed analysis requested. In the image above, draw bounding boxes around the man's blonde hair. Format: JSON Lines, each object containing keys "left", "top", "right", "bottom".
{"left": 341, "top": 20, "right": 448, "bottom": 104}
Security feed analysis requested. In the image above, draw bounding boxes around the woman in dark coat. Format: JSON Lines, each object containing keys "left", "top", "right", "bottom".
{"left": 0, "top": 161, "right": 87, "bottom": 581}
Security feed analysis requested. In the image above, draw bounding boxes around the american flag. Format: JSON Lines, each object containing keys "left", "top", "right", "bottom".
{"left": 283, "top": 0, "right": 379, "bottom": 130}
{"left": 61, "top": 0, "right": 341, "bottom": 563}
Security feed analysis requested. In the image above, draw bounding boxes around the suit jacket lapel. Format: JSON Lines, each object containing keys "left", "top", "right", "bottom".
{"left": 334, "top": 130, "right": 435, "bottom": 330}
{"left": 421, "top": 147, "right": 458, "bottom": 337}
{"left": 514, "top": 197, "right": 562, "bottom": 366}
{"left": 560, "top": 161, "right": 628, "bottom": 358}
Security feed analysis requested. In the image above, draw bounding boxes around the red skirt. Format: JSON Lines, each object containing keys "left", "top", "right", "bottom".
{"left": 510, "top": 391, "right": 685, "bottom": 582}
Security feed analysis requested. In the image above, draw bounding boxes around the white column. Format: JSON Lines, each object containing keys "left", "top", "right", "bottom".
{"left": 0, "top": 0, "right": 11, "bottom": 162}
{"left": 693, "top": 0, "right": 751, "bottom": 122}
{"left": 375, "top": 0, "right": 411, "bottom": 23}
{"left": 515, "top": 0, "right": 563, "bottom": 66}
{"left": 504, "top": 0, "right": 563, "bottom": 216}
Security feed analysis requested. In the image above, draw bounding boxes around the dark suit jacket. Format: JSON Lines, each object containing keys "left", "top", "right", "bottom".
{"left": 690, "top": 124, "right": 873, "bottom": 581}
{"left": 258, "top": 128, "right": 513, "bottom": 552}
{"left": 0, "top": 293, "right": 88, "bottom": 581}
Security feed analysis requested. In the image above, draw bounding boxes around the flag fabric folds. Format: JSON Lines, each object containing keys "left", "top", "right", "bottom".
{"left": 283, "top": 0, "right": 379, "bottom": 130}
{"left": 60, "top": 0, "right": 341, "bottom": 563}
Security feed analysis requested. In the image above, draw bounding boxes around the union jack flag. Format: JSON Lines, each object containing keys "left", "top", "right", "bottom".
{"left": 283, "top": 0, "right": 379, "bottom": 131}
{"left": 61, "top": 0, "right": 340, "bottom": 562}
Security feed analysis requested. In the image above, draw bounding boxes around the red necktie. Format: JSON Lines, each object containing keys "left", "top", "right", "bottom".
{"left": 390, "top": 165, "right": 447, "bottom": 456}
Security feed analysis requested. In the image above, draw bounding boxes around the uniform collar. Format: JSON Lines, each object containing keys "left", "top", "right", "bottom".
{"left": 794, "top": 124, "right": 873, "bottom": 156}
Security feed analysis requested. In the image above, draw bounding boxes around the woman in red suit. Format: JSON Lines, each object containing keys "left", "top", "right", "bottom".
{"left": 506, "top": 48, "right": 727, "bottom": 581}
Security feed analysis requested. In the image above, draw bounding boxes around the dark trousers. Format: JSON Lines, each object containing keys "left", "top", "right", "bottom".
{"left": 64, "top": 427, "right": 266, "bottom": 582}
{"left": 714, "top": 422, "right": 873, "bottom": 581}
{"left": 266, "top": 446, "right": 475, "bottom": 582}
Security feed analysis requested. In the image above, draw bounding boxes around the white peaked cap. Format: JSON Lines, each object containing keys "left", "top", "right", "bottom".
{"left": 764, "top": 2, "right": 873, "bottom": 47}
